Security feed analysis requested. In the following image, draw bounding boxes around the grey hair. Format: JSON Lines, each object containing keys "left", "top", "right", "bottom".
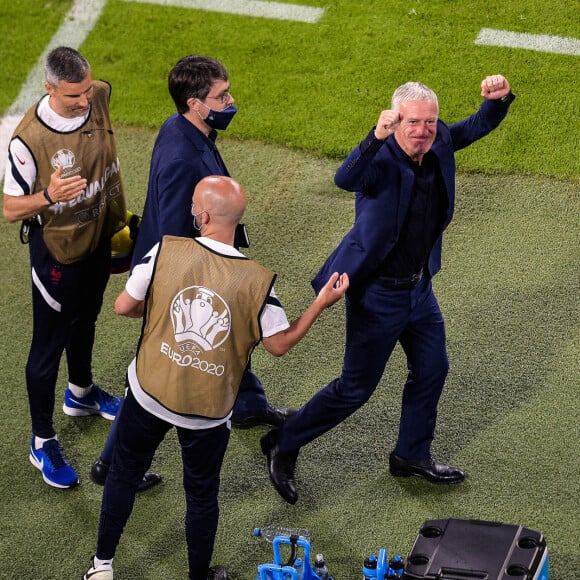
{"left": 45, "top": 47, "right": 91, "bottom": 86}
{"left": 391, "top": 82, "right": 438, "bottom": 113}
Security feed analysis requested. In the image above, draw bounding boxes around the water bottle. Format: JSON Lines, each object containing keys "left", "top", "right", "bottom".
{"left": 313, "top": 553, "right": 330, "bottom": 579}
{"left": 294, "top": 556, "right": 304, "bottom": 580}
{"left": 362, "top": 554, "right": 378, "bottom": 579}
{"left": 253, "top": 525, "right": 310, "bottom": 543}
{"left": 388, "top": 554, "right": 405, "bottom": 578}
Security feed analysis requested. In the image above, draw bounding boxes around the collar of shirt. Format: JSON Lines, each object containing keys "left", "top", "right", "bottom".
{"left": 37, "top": 94, "right": 90, "bottom": 132}
{"left": 196, "top": 236, "right": 245, "bottom": 258}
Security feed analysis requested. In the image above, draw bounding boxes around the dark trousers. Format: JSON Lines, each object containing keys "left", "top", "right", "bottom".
{"left": 101, "top": 366, "right": 265, "bottom": 463}
{"left": 96, "top": 388, "right": 230, "bottom": 580}
{"left": 25, "top": 231, "right": 111, "bottom": 438}
{"left": 279, "top": 276, "right": 449, "bottom": 460}
{"left": 230, "top": 366, "right": 268, "bottom": 417}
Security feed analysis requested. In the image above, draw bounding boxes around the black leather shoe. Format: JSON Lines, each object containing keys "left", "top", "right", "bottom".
{"left": 231, "top": 403, "right": 297, "bottom": 429}
{"left": 138, "top": 471, "right": 163, "bottom": 492}
{"left": 90, "top": 458, "right": 163, "bottom": 492}
{"left": 89, "top": 458, "right": 110, "bottom": 486}
{"left": 388, "top": 452, "right": 466, "bottom": 484}
{"left": 260, "top": 429, "right": 298, "bottom": 504}
{"left": 207, "top": 565, "right": 228, "bottom": 579}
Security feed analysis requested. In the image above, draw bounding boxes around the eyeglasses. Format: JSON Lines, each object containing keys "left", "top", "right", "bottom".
{"left": 205, "top": 90, "right": 232, "bottom": 105}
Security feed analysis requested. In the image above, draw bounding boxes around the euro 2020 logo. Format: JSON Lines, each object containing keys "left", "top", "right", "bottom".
{"left": 51, "top": 148, "right": 75, "bottom": 170}
{"left": 170, "top": 286, "right": 231, "bottom": 353}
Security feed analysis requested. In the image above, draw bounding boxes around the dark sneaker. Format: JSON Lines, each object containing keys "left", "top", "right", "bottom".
{"left": 207, "top": 565, "right": 228, "bottom": 579}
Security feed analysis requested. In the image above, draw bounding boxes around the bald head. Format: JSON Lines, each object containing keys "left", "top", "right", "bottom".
{"left": 191, "top": 176, "right": 247, "bottom": 243}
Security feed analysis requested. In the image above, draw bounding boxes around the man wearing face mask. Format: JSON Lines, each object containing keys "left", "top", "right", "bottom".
{"left": 90, "top": 55, "right": 294, "bottom": 487}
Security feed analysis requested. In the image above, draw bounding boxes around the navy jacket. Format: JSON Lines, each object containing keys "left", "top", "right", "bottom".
{"left": 132, "top": 113, "right": 227, "bottom": 269}
{"left": 312, "top": 95, "right": 515, "bottom": 294}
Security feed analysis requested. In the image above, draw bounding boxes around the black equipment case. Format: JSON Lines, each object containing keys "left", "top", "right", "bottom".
{"left": 403, "top": 518, "right": 549, "bottom": 580}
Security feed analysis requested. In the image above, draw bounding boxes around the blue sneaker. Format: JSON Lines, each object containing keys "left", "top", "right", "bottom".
{"left": 29, "top": 437, "right": 79, "bottom": 489}
{"left": 63, "top": 385, "right": 122, "bottom": 421}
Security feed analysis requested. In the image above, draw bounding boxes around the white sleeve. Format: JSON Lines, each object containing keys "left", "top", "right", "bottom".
{"left": 125, "top": 248, "right": 290, "bottom": 335}
{"left": 260, "top": 287, "right": 290, "bottom": 338}
{"left": 124, "top": 243, "right": 160, "bottom": 301}
{"left": 4, "top": 138, "right": 36, "bottom": 196}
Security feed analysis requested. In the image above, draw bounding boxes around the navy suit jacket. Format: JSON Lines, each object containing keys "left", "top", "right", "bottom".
{"left": 312, "top": 95, "right": 515, "bottom": 294}
{"left": 132, "top": 113, "right": 228, "bottom": 269}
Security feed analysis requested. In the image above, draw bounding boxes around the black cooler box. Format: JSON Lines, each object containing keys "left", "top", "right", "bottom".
{"left": 403, "top": 518, "right": 549, "bottom": 580}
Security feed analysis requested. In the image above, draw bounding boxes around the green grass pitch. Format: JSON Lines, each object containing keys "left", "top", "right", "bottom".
{"left": 0, "top": 1, "right": 578, "bottom": 578}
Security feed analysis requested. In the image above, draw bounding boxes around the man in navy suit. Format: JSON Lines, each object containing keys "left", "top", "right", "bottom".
{"left": 261, "top": 75, "right": 515, "bottom": 504}
{"left": 91, "top": 56, "right": 293, "bottom": 489}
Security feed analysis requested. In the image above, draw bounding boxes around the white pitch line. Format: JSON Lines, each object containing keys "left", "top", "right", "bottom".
{"left": 0, "top": 0, "right": 108, "bottom": 180}
{"left": 122, "top": 0, "right": 324, "bottom": 23}
{"left": 0, "top": 0, "right": 323, "bottom": 182}
{"left": 475, "top": 28, "right": 580, "bottom": 56}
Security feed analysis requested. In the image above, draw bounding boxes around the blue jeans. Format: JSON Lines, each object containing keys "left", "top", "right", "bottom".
{"left": 278, "top": 276, "right": 449, "bottom": 460}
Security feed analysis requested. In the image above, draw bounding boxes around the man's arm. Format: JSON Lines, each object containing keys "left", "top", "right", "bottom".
{"left": 3, "top": 165, "right": 87, "bottom": 223}
{"left": 334, "top": 129, "right": 386, "bottom": 193}
{"left": 114, "top": 289, "right": 144, "bottom": 318}
{"left": 449, "top": 74, "right": 515, "bottom": 152}
{"left": 262, "top": 272, "right": 349, "bottom": 357}
{"left": 157, "top": 160, "right": 201, "bottom": 237}
{"left": 3, "top": 189, "right": 52, "bottom": 223}
{"left": 115, "top": 243, "right": 158, "bottom": 318}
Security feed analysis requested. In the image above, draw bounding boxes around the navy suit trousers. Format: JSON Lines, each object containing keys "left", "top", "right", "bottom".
{"left": 278, "top": 275, "right": 449, "bottom": 460}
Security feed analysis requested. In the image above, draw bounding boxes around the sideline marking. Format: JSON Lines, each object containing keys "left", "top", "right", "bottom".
{"left": 0, "top": 0, "right": 108, "bottom": 179}
{"left": 0, "top": 0, "right": 324, "bottom": 179}
{"left": 475, "top": 28, "right": 580, "bottom": 56}
{"left": 124, "top": 0, "right": 325, "bottom": 23}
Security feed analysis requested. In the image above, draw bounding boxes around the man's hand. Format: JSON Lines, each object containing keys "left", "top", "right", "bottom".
{"left": 2, "top": 164, "right": 89, "bottom": 223}
{"left": 262, "top": 272, "right": 350, "bottom": 357}
{"left": 481, "top": 74, "right": 510, "bottom": 100}
{"left": 47, "top": 165, "right": 88, "bottom": 204}
{"left": 315, "top": 272, "right": 350, "bottom": 308}
{"left": 374, "top": 110, "right": 402, "bottom": 140}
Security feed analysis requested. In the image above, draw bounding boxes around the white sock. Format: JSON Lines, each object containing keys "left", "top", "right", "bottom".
{"left": 94, "top": 556, "right": 113, "bottom": 568}
{"left": 34, "top": 435, "right": 57, "bottom": 450}
{"left": 69, "top": 383, "right": 94, "bottom": 399}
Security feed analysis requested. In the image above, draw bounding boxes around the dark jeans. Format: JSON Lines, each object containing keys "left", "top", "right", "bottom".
{"left": 279, "top": 275, "right": 449, "bottom": 460}
{"left": 96, "top": 388, "right": 230, "bottom": 579}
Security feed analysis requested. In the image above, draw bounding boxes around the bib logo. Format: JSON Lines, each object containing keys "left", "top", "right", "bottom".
{"left": 51, "top": 149, "right": 75, "bottom": 170}
{"left": 51, "top": 149, "right": 81, "bottom": 178}
{"left": 171, "top": 286, "right": 230, "bottom": 353}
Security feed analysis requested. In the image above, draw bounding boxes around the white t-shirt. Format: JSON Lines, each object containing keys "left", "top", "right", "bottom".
{"left": 126, "top": 237, "right": 290, "bottom": 429}
{"left": 4, "top": 95, "right": 90, "bottom": 196}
